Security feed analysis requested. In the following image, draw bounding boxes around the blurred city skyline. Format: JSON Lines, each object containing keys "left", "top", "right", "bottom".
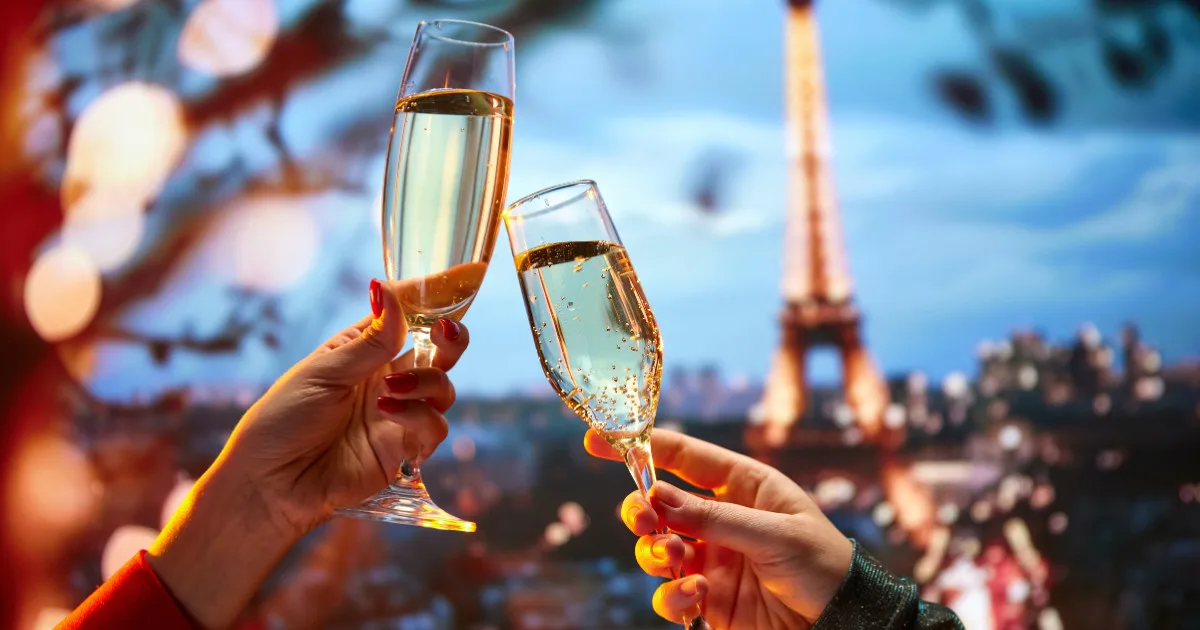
{"left": 37, "top": 0, "right": 1197, "bottom": 400}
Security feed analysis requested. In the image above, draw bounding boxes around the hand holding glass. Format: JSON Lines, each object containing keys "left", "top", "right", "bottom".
{"left": 334, "top": 19, "right": 514, "bottom": 532}
{"left": 505, "top": 181, "right": 709, "bottom": 628}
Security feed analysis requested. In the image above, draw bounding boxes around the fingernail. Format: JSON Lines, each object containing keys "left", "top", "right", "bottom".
{"left": 377, "top": 396, "right": 407, "bottom": 414}
{"left": 680, "top": 576, "right": 706, "bottom": 597}
{"left": 384, "top": 372, "right": 418, "bottom": 393}
{"left": 651, "top": 539, "right": 670, "bottom": 560}
{"left": 439, "top": 318, "right": 460, "bottom": 341}
{"left": 651, "top": 482, "right": 685, "bottom": 509}
{"left": 369, "top": 279, "right": 383, "bottom": 319}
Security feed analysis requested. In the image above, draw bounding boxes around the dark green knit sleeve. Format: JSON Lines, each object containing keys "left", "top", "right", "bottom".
{"left": 810, "top": 540, "right": 964, "bottom": 630}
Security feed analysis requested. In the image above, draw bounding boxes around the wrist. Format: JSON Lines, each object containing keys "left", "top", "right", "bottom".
{"left": 147, "top": 456, "right": 302, "bottom": 629}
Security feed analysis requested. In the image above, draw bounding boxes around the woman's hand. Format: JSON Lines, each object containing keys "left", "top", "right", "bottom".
{"left": 147, "top": 279, "right": 467, "bottom": 629}
{"left": 585, "top": 429, "right": 853, "bottom": 630}
{"left": 220, "top": 278, "right": 469, "bottom": 538}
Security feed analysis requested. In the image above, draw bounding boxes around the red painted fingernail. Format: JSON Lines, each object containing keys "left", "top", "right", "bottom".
{"left": 384, "top": 372, "right": 418, "bottom": 393}
{"left": 369, "top": 279, "right": 383, "bottom": 319}
{"left": 377, "top": 396, "right": 407, "bottom": 414}
{"left": 439, "top": 318, "right": 460, "bottom": 341}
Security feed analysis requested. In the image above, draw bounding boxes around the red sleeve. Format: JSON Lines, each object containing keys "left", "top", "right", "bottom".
{"left": 60, "top": 550, "right": 194, "bottom": 630}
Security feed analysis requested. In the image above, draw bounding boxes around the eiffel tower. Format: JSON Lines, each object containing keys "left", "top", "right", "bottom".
{"left": 755, "top": 0, "right": 890, "bottom": 446}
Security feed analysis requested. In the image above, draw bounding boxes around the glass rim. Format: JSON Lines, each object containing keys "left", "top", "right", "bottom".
{"left": 418, "top": 19, "right": 514, "bottom": 47}
{"left": 505, "top": 179, "right": 598, "bottom": 221}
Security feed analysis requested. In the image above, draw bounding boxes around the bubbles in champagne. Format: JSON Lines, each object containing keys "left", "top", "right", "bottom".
{"left": 515, "top": 240, "right": 662, "bottom": 439}
{"left": 383, "top": 89, "right": 513, "bottom": 329}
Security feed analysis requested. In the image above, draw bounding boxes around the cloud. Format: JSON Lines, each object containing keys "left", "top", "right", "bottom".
{"left": 844, "top": 125, "right": 1200, "bottom": 322}
{"left": 509, "top": 110, "right": 786, "bottom": 240}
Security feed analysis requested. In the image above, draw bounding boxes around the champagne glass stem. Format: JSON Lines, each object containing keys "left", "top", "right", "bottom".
{"left": 623, "top": 443, "right": 709, "bottom": 630}
{"left": 397, "top": 327, "right": 436, "bottom": 484}
{"left": 412, "top": 326, "right": 437, "bottom": 367}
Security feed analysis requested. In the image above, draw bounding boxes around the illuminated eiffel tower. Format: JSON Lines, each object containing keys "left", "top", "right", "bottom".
{"left": 755, "top": 0, "right": 889, "bottom": 446}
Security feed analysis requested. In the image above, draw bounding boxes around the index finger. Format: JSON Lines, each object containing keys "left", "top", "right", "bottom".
{"left": 584, "top": 428, "right": 767, "bottom": 491}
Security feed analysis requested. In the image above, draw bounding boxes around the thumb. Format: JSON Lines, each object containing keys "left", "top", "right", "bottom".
{"left": 314, "top": 278, "right": 409, "bottom": 383}
{"left": 650, "top": 481, "right": 795, "bottom": 561}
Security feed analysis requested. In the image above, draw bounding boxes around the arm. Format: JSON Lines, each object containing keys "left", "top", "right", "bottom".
{"left": 60, "top": 551, "right": 195, "bottom": 630}
{"left": 62, "top": 281, "right": 468, "bottom": 629}
{"left": 143, "top": 457, "right": 298, "bottom": 629}
{"left": 812, "top": 540, "right": 964, "bottom": 630}
{"left": 61, "top": 464, "right": 282, "bottom": 630}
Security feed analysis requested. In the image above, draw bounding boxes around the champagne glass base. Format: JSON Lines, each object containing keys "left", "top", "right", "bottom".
{"left": 334, "top": 482, "right": 476, "bottom": 533}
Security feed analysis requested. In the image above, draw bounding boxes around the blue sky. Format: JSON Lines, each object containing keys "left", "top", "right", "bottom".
{"left": 83, "top": 0, "right": 1200, "bottom": 399}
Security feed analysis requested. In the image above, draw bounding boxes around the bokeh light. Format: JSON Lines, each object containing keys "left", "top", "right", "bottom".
{"left": 160, "top": 476, "right": 195, "bottom": 528}
{"left": 61, "top": 189, "right": 146, "bottom": 271}
{"left": 1039, "top": 608, "right": 1065, "bottom": 630}
{"left": 178, "top": 0, "right": 279, "bottom": 78}
{"left": 942, "top": 372, "right": 969, "bottom": 399}
{"left": 101, "top": 525, "right": 159, "bottom": 579}
{"left": 814, "top": 476, "right": 855, "bottom": 508}
{"left": 56, "top": 341, "right": 97, "bottom": 383}
{"left": 206, "top": 196, "right": 321, "bottom": 292}
{"left": 1047, "top": 512, "right": 1069, "bottom": 535}
{"left": 86, "top": 0, "right": 141, "bottom": 11}
{"left": 31, "top": 607, "right": 72, "bottom": 630}
{"left": 452, "top": 435, "right": 476, "bottom": 462}
{"left": 23, "top": 244, "right": 102, "bottom": 342}
{"left": 62, "top": 82, "right": 186, "bottom": 209}
{"left": 558, "top": 502, "right": 588, "bottom": 535}
{"left": 997, "top": 424, "right": 1022, "bottom": 451}
{"left": 6, "top": 433, "right": 99, "bottom": 556}
{"left": 882, "top": 403, "right": 905, "bottom": 429}
{"left": 544, "top": 522, "right": 570, "bottom": 547}
{"left": 872, "top": 501, "right": 896, "bottom": 527}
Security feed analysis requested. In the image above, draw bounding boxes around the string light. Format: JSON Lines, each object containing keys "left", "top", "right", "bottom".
{"left": 24, "top": 244, "right": 102, "bottom": 342}
{"left": 178, "top": 0, "right": 279, "bottom": 77}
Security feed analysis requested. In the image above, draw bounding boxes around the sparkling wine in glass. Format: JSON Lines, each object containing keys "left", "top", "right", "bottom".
{"left": 334, "top": 19, "right": 514, "bottom": 533}
{"left": 505, "top": 181, "right": 708, "bottom": 628}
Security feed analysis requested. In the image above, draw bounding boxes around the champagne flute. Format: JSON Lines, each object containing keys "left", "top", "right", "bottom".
{"left": 504, "top": 181, "right": 709, "bottom": 629}
{"left": 334, "top": 19, "right": 515, "bottom": 532}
